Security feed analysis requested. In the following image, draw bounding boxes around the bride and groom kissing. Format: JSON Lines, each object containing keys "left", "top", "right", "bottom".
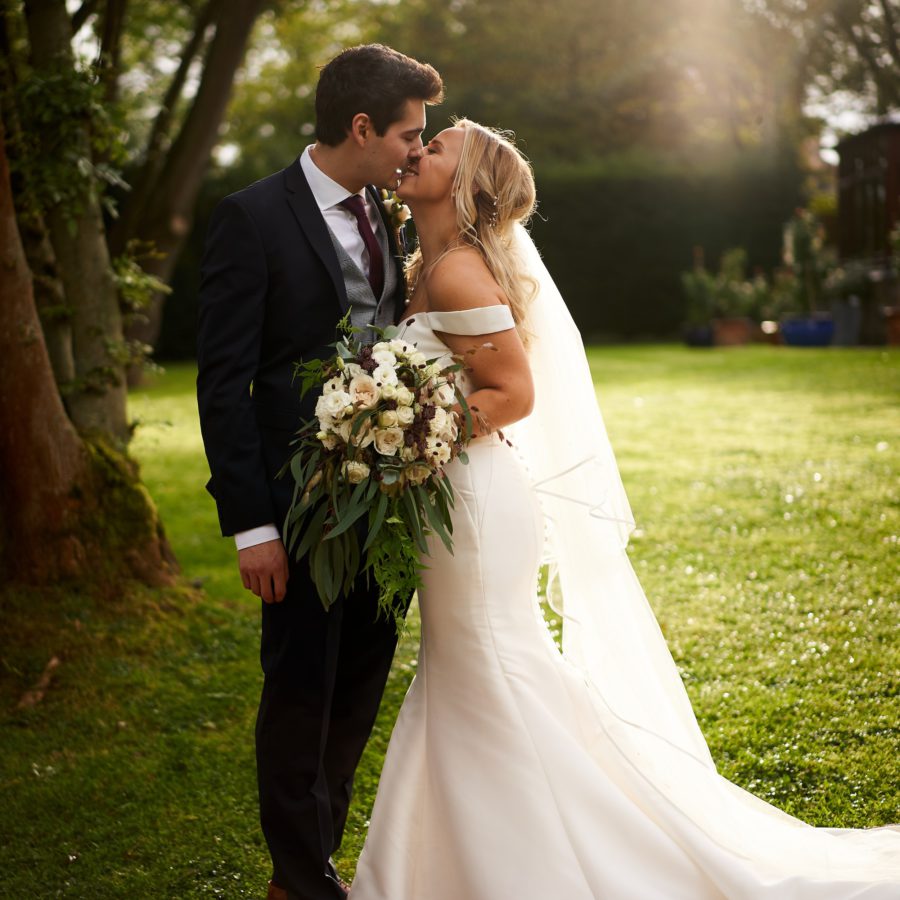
{"left": 197, "top": 43, "right": 899, "bottom": 900}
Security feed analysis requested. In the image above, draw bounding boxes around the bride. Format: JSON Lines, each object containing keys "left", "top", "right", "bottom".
{"left": 347, "top": 119, "right": 899, "bottom": 899}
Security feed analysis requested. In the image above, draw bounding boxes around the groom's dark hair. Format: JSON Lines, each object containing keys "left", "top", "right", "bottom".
{"left": 315, "top": 44, "right": 443, "bottom": 146}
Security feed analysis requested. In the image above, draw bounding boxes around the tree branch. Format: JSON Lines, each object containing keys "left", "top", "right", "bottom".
{"left": 834, "top": 7, "right": 898, "bottom": 113}
{"left": 108, "top": 0, "right": 220, "bottom": 256}
{"left": 96, "top": 0, "right": 128, "bottom": 104}
{"left": 877, "top": 0, "right": 900, "bottom": 74}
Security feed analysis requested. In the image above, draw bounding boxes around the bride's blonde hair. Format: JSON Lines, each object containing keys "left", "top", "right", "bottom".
{"left": 406, "top": 118, "right": 538, "bottom": 344}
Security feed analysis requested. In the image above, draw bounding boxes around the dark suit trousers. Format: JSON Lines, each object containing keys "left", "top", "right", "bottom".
{"left": 256, "top": 564, "right": 399, "bottom": 900}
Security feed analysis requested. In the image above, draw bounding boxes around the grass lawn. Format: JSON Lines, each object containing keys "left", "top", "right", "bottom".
{"left": 1, "top": 345, "right": 897, "bottom": 898}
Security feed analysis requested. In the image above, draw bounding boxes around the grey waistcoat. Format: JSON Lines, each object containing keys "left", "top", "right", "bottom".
{"left": 326, "top": 212, "right": 399, "bottom": 340}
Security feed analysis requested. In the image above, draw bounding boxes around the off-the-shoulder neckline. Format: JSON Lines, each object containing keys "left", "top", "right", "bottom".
{"left": 401, "top": 305, "right": 513, "bottom": 320}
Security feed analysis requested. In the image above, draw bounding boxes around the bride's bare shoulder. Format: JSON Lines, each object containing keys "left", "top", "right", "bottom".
{"left": 427, "top": 246, "right": 506, "bottom": 312}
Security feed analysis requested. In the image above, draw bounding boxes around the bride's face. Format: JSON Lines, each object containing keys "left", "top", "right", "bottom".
{"left": 396, "top": 127, "right": 464, "bottom": 204}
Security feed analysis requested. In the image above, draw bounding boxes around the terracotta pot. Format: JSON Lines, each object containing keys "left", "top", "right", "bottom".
{"left": 712, "top": 317, "right": 754, "bottom": 346}
{"left": 884, "top": 307, "right": 900, "bottom": 346}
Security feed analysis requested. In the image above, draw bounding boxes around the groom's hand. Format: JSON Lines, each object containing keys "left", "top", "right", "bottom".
{"left": 239, "top": 539, "right": 289, "bottom": 603}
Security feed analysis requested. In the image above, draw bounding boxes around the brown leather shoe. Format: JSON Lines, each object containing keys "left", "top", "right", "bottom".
{"left": 266, "top": 880, "right": 288, "bottom": 900}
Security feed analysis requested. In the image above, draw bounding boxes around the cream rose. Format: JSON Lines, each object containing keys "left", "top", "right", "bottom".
{"left": 374, "top": 427, "right": 405, "bottom": 456}
{"left": 378, "top": 409, "right": 400, "bottom": 428}
{"left": 350, "top": 418, "right": 375, "bottom": 448}
{"left": 396, "top": 386, "right": 415, "bottom": 407}
{"left": 399, "top": 445, "right": 417, "bottom": 462}
{"left": 317, "top": 430, "right": 340, "bottom": 451}
{"left": 337, "top": 420, "right": 353, "bottom": 443}
{"left": 397, "top": 406, "right": 415, "bottom": 426}
{"left": 406, "top": 463, "right": 431, "bottom": 485}
{"left": 349, "top": 374, "right": 379, "bottom": 409}
{"left": 342, "top": 460, "right": 371, "bottom": 483}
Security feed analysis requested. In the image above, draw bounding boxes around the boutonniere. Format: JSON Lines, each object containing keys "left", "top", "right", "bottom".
{"left": 380, "top": 189, "right": 411, "bottom": 232}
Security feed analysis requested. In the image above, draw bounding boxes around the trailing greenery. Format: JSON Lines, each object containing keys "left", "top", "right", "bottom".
{"left": 0, "top": 348, "right": 896, "bottom": 896}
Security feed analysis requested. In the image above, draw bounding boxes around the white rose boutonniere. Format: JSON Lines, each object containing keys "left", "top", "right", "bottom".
{"left": 380, "top": 189, "right": 411, "bottom": 238}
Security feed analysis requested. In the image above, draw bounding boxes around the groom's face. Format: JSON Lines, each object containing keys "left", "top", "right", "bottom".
{"left": 362, "top": 99, "right": 427, "bottom": 189}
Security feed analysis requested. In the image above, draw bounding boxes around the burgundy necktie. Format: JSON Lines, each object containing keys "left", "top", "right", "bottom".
{"left": 339, "top": 194, "right": 385, "bottom": 299}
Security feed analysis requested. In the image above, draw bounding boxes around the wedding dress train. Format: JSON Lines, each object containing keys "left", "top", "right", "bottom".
{"left": 348, "top": 242, "right": 900, "bottom": 899}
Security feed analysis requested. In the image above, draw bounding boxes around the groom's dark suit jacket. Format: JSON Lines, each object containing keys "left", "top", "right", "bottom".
{"left": 197, "top": 159, "right": 406, "bottom": 538}
{"left": 197, "top": 159, "right": 408, "bottom": 899}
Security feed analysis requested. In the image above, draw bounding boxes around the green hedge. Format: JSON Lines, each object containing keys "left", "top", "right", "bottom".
{"left": 158, "top": 153, "right": 804, "bottom": 357}
{"left": 529, "top": 155, "right": 804, "bottom": 340}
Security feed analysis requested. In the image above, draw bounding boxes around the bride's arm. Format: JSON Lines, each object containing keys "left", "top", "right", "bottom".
{"left": 427, "top": 252, "right": 534, "bottom": 436}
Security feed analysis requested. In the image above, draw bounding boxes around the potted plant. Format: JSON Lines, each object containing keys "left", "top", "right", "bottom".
{"left": 680, "top": 246, "right": 716, "bottom": 346}
{"left": 883, "top": 225, "right": 900, "bottom": 346}
{"left": 681, "top": 246, "right": 764, "bottom": 346}
{"left": 779, "top": 208, "right": 836, "bottom": 346}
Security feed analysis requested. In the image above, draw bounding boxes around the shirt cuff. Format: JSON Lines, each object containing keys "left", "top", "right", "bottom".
{"left": 234, "top": 524, "right": 281, "bottom": 551}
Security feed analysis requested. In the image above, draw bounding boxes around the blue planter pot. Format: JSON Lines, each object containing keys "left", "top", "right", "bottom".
{"left": 682, "top": 324, "right": 714, "bottom": 347}
{"left": 780, "top": 316, "right": 834, "bottom": 347}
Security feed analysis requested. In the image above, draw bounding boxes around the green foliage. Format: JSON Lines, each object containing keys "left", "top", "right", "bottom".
{"left": 113, "top": 244, "right": 173, "bottom": 316}
{"left": 281, "top": 323, "right": 471, "bottom": 626}
{"left": 682, "top": 247, "right": 769, "bottom": 323}
{"left": 14, "top": 65, "right": 127, "bottom": 221}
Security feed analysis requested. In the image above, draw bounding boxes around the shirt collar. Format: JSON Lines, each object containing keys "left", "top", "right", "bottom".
{"left": 300, "top": 145, "right": 366, "bottom": 211}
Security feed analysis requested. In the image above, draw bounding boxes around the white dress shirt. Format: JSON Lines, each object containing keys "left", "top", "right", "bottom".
{"left": 234, "top": 146, "right": 382, "bottom": 551}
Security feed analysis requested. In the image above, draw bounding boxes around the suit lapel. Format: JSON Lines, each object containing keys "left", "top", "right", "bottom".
{"left": 367, "top": 184, "right": 409, "bottom": 322}
{"left": 283, "top": 160, "right": 348, "bottom": 311}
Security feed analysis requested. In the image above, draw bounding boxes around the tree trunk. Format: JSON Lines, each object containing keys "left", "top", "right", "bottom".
{"left": 0, "top": 115, "right": 177, "bottom": 586}
{"left": 24, "top": 0, "right": 129, "bottom": 443}
{"left": 121, "top": 0, "right": 267, "bottom": 356}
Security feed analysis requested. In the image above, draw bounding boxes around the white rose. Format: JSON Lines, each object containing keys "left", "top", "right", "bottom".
{"left": 372, "top": 349, "right": 397, "bottom": 368}
{"left": 314, "top": 395, "right": 332, "bottom": 427}
{"left": 374, "top": 427, "right": 405, "bottom": 456}
{"left": 424, "top": 362, "right": 442, "bottom": 378}
{"left": 349, "top": 374, "right": 379, "bottom": 409}
{"left": 372, "top": 364, "right": 399, "bottom": 387}
{"left": 397, "top": 406, "right": 415, "bottom": 425}
{"left": 424, "top": 436, "right": 452, "bottom": 467}
{"left": 380, "top": 382, "right": 398, "bottom": 401}
{"left": 320, "top": 390, "right": 351, "bottom": 418}
{"left": 396, "top": 386, "right": 414, "bottom": 407}
{"left": 342, "top": 460, "right": 371, "bottom": 483}
{"left": 323, "top": 375, "right": 345, "bottom": 394}
{"left": 378, "top": 409, "right": 400, "bottom": 428}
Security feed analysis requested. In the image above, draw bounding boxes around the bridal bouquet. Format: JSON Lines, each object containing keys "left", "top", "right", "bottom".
{"left": 281, "top": 316, "right": 473, "bottom": 623}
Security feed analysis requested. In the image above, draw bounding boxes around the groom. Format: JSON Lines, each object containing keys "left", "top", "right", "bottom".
{"left": 196, "top": 45, "right": 443, "bottom": 900}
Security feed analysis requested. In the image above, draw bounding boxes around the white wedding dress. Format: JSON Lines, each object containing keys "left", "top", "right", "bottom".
{"left": 349, "top": 232, "right": 900, "bottom": 900}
